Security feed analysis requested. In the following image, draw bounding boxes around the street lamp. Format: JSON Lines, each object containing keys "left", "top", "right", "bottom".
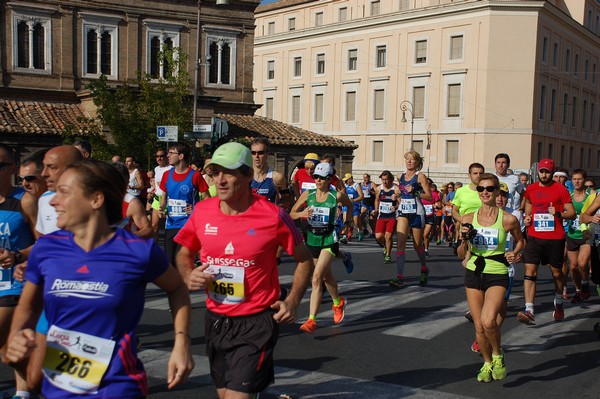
{"left": 400, "top": 100, "right": 415, "bottom": 151}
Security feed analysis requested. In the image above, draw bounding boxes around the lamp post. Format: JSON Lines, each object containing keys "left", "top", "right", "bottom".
{"left": 400, "top": 100, "right": 415, "bottom": 151}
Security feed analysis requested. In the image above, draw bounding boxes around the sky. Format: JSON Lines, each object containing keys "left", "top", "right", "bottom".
{"left": 260, "top": 0, "right": 278, "bottom": 4}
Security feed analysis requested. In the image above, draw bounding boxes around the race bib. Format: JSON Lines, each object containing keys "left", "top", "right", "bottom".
{"left": 424, "top": 204, "right": 433, "bottom": 215}
{"left": 308, "top": 206, "right": 330, "bottom": 227}
{"left": 0, "top": 268, "right": 12, "bottom": 291}
{"left": 471, "top": 228, "right": 499, "bottom": 250}
{"left": 301, "top": 182, "right": 317, "bottom": 192}
{"left": 168, "top": 199, "right": 187, "bottom": 217}
{"left": 363, "top": 190, "right": 371, "bottom": 198}
{"left": 379, "top": 202, "right": 393, "bottom": 214}
{"left": 571, "top": 216, "right": 581, "bottom": 231}
{"left": 44, "top": 325, "right": 116, "bottom": 395}
{"left": 400, "top": 198, "right": 417, "bottom": 214}
{"left": 206, "top": 265, "right": 245, "bottom": 304}
{"left": 534, "top": 213, "right": 554, "bottom": 232}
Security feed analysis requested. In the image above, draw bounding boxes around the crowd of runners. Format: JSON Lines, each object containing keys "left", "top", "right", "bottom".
{"left": 1, "top": 138, "right": 600, "bottom": 398}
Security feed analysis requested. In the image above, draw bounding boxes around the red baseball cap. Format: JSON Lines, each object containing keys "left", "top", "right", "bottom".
{"left": 538, "top": 158, "right": 554, "bottom": 172}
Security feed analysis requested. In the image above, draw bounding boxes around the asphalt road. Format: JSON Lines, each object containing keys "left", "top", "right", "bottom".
{"left": 2, "top": 238, "right": 600, "bottom": 398}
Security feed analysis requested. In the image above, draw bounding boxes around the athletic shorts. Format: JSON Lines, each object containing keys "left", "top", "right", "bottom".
{"left": 523, "top": 236, "right": 565, "bottom": 268}
{"left": 376, "top": 218, "right": 397, "bottom": 234}
{"left": 397, "top": 213, "right": 425, "bottom": 229}
{"left": 342, "top": 205, "right": 360, "bottom": 217}
{"left": 206, "top": 309, "right": 278, "bottom": 394}
{"left": 0, "top": 295, "right": 19, "bottom": 308}
{"left": 425, "top": 214, "right": 435, "bottom": 226}
{"left": 566, "top": 236, "right": 589, "bottom": 252}
{"left": 444, "top": 216, "right": 455, "bottom": 227}
{"left": 464, "top": 268, "right": 509, "bottom": 291}
{"left": 361, "top": 204, "right": 375, "bottom": 213}
{"left": 151, "top": 195, "right": 163, "bottom": 211}
{"left": 307, "top": 243, "right": 340, "bottom": 259}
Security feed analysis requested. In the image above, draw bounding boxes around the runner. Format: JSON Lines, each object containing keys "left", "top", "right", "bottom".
{"left": 290, "top": 162, "right": 354, "bottom": 334}
{"left": 422, "top": 179, "right": 442, "bottom": 256}
{"left": 452, "top": 163, "right": 485, "bottom": 248}
{"left": 292, "top": 153, "right": 319, "bottom": 199}
{"left": 250, "top": 138, "right": 286, "bottom": 203}
{"left": 5, "top": 159, "right": 193, "bottom": 398}
{"left": 151, "top": 148, "right": 173, "bottom": 240}
{"left": 111, "top": 162, "right": 153, "bottom": 239}
{"left": 457, "top": 173, "right": 524, "bottom": 382}
{"left": 374, "top": 170, "right": 400, "bottom": 264}
{"left": 518, "top": 158, "right": 575, "bottom": 324}
{"left": 360, "top": 174, "right": 377, "bottom": 238}
{"left": 340, "top": 173, "right": 364, "bottom": 242}
{"left": 174, "top": 142, "right": 314, "bottom": 398}
{"left": 494, "top": 153, "right": 524, "bottom": 211}
{"left": 390, "top": 150, "right": 433, "bottom": 288}
{"left": 566, "top": 169, "right": 593, "bottom": 302}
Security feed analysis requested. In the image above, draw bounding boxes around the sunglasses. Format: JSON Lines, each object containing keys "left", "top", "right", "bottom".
{"left": 155, "top": 154, "right": 165, "bottom": 158}
{"left": 312, "top": 175, "right": 329, "bottom": 180}
{"left": 0, "top": 162, "right": 13, "bottom": 170}
{"left": 585, "top": 185, "right": 594, "bottom": 188}
{"left": 476, "top": 185, "right": 497, "bottom": 193}
{"left": 251, "top": 150, "right": 266, "bottom": 156}
{"left": 17, "top": 175, "right": 38, "bottom": 183}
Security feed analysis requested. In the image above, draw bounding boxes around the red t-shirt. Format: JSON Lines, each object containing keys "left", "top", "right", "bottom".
{"left": 294, "top": 168, "right": 316, "bottom": 193}
{"left": 159, "top": 167, "right": 209, "bottom": 194}
{"left": 174, "top": 194, "right": 304, "bottom": 317}
{"left": 524, "top": 181, "right": 572, "bottom": 239}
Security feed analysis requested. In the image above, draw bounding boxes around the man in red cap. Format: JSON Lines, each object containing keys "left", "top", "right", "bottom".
{"left": 518, "top": 158, "right": 576, "bottom": 324}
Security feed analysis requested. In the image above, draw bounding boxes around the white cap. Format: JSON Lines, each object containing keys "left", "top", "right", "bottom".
{"left": 313, "top": 162, "right": 334, "bottom": 178}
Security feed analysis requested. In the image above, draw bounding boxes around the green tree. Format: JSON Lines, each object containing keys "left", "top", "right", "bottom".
{"left": 86, "top": 48, "right": 193, "bottom": 168}
{"left": 61, "top": 117, "right": 117, "bottom": 161}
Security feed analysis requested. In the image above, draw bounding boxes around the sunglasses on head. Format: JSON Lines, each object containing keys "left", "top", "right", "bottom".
{"left": 476, "top": 185, "right": 497, "bottom": 193}
{"left": 251, "top": 150, "right": 266, "bottom": 156}
{"left": 18, "top": 175, "right": 38, "bottom": 183}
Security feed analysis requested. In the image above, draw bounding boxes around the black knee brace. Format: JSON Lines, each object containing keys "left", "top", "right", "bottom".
{"left": 524, "top": 274, "right": 537, "bottom": 282}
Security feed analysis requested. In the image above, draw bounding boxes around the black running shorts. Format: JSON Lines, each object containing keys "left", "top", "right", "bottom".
{"left": 464, "top": 269, "right": 509, "bottom": 291}
{"left": 523, "top": 236, "right": 565, "bottom": 268}
{"left": 0, "top": 295, "right": 19, "bottom": 308}
{"left": 566, "top": 235, "right": 588, "bottom": 252}
{"left": 205, "top": 309, "right": 278, "bottom": 394}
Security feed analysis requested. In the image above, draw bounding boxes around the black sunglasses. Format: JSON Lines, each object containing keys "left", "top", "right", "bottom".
{"left": 251, "top": 150, "right": 266, "bottom": 156}
{"left": 0, "top": 162, "right": 13, "bottom": 170}
{"left": 476, "top": 185, "right": 497, "bottom": 193}
{"left": 585, "top": 185, "right": 594, "bottom": 188}
{"left": 312, "top": 175, "right": 329, "bottom": 180}
{"left": 18, "top": 175, "right": 39, "bottom": 183}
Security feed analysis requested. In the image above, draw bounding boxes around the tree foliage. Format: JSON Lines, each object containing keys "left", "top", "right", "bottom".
{"left": 61, "top": 117, "right": 117, "bottom": 161}
{"left": 86, "top": 48, "right": 193, "bottom": 168}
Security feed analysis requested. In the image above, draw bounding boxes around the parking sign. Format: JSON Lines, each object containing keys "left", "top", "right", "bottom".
{"left": 157, "top": 126, "right": 178, "bottom": 142}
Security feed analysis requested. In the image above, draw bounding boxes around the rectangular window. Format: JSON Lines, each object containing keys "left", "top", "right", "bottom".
{"left": 316, "top": 53, "right": 325, "bottom": 74}
{"left": 291, "top": 95, "right": 301, "bottom": 123}
{"left": 550, "top": 89, "right": 556, "bottom": 122}
{"left": 149, "top": 34, "right": 175, "bottom": 79}
{"left": 413, "top": 86, "right": 425, "bottom": 118}
{"left": 594, "top": 64, "right": 597, "bottom": 84}
{"left": 583, "top": 100, "right": 588, "bottom": 129}
{"left": 585, "top": 60, "right": 589, "bottom": 81}
{"left": 345, "top": 91, "right": 356, "bottom": 121}
{"left": 371, "top": 1, "right": 380, "bottom": 16}
{"left": 267, "top": 60, "right": 275, "bottom": 80}
{"left": 447, "top": 84, "right": 461, "bottom": 117}
{"left": 314, "top": 94, "right": 324, "bottom": 123}
{"left": 552, "top": 42, "right": 559, "bottom": 67}
{"left": 542, "top": 37, "right": 548, "bottom": 63}
{"left": 539, "top": 85, "right": 546, "bottom": 120}
{"left": 338, "top": 7, "right": 348, "bottom": 22}
{"left": 376, "top": 45, "right": 386, "bottom": 68}
{"left": 450, "top": 35, "right": 463, "bottom": 61}
{"left": 565, "top": 49, "right": 571, "bottom": 72}
{"left": 412, "top": 140, "right": 424, "bottom": 156}
{"left": 83, "top": 23, "right": 118, "bottom": 79}
{"left": 548, "top": 143, "right": 554, "bottom": 159}
{"left": 315, "top": 12, "right": 323, "bottom": 27}
{"left": 446, "top": 140, "right": 459, "bottom": 164}
{"left": 265, "top": 97, "right": 274, "bottom": 119}
{"left": 572, "top": 96, "right": 577, "bottom": 127}
{"left": 373, "top": 89, "right": 385, "bottom": 120}
{"left": 591, "top": 103, "right": 596, "bottom": 132}
{"left": 267, "top": 22, "right": 275, "bottom": 35}
{"left": 293, "top": 57, "right": 302, "bottom": 77}
{"left": 206, "top": 31, "right": 236, "bottom": 87}
{"left": 288, "top": 18, "right": 295, "bottom": 31}
{"left": 14, "top": 13, "right": 52, "bottom": 72}
{"left": 562, "top": 93, "right": 568, "bottom": 125}
{"left": 574, "top": 54, "right": 579, "bottom": 76}
{"left": 348, "top": 49, "right": 358, "bottom": 71}
{"left": 372, "top": 140, "right": 383, "bottom": 163}
{"left": 415, "top": 40, "right": 427, "bottom": 64}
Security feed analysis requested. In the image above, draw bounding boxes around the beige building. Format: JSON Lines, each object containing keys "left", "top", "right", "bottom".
{"left": 254, "top": 0, "right": 600, "bottom": 182}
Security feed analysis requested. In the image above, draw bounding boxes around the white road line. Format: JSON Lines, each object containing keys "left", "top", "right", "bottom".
{"left": 139, "top": 349, "right": 476, "bottom": 398}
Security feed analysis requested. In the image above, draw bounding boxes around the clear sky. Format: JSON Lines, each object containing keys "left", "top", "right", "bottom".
{"left": 260, "top": 0, "right": 278, "bottom": 4}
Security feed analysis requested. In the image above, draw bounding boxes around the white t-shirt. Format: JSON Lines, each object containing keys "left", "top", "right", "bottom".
{"left": 36, "top": 191, "right": 59, "bottom": 235}
{"left": 497, "top": 173, "right": 523, "bottom": 210}
{"left": 128, "top": 169, "right": 141, "bottom": 197}
{"left": 154, "top": 165, "right": 173, "bottom": 197}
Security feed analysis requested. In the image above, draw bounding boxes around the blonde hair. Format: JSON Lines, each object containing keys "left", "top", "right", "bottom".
{"left": 404, "top": 150, "right": 424, "bottom": 171}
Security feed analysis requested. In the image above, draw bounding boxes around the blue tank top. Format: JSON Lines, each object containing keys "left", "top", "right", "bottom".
{"left": 346, "top": 183, "right": 360, "bottom": 201}
{"left": 377, "top": 185, "right": 397, "bottom": 219}
{"left": 398, "top": 172, "right": 424, "bottom": 216}
{"left": 164, "top": 169, "right": 197, "bottom": 229}
{"left": 0, "top": 187, "right": 35, "bottom": 296}
{"left": 251, "top": 169, "right": 277, "bottom": 203}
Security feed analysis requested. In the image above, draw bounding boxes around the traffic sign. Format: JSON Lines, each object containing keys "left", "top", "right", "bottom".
{"left": 157, "top": 125, "right": 178, "bottom": 142}
{"left": 193, "top": 124, "right": 212, "bottom": 133}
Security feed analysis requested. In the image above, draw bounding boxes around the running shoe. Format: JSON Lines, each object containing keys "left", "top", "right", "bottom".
{"left": 436, "top": 239, "right": 442, "bottom": 245}
{"left": 332, "top": 297, "right": 347, "bottom": 324}
{"left": 357, "top": 232, "right": 364, "bottom": 242}
{"left": 300, "top": 319, "right": 316, "bottom": 334}
{"left": 471, "top": 340, "right": 481, "bottom": 353}
{"left": 389, "top": 277, "right": 405, "bottom": 289}
{"left": 477, "top": 362, "right": 493, "bottom": 382}
{"left": 491, "top": 352, "right": 507, "bottom": 380}
{"left": 517, "top": 310, "right": 536, "bottom": 325}
{"left": 571, "top": 291, "right": 583, "bottom": 303}
{"left": 419, "top": 267, "right": 429, "bottom": 286}
{"left": 553, "top": 303, "right": 564, "bottom": 322}
{"left": 425, "top": 249, "right": 429, "bottom": 257}
{"left": 339, "top": 236, "right": 348, "bottom": 244}
{"left": 384, "top": 255, "right": 392, "bottom": 264}
{"left": 343, "top": 252, "right": 354, "bottom": 274}
{"left": 581, "top": 283, "right": 591, "bottom": 300}
{"left": 465, "top": 311, "right": 474, "bottom": 323}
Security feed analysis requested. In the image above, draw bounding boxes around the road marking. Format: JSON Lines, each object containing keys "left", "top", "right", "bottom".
{"left": 139, "top": 349, "right": 476, "bottom": 398}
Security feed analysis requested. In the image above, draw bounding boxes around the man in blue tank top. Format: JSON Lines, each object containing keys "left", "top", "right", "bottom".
{"left": 250, "top": 138, "right": 287, "bottom": 204}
